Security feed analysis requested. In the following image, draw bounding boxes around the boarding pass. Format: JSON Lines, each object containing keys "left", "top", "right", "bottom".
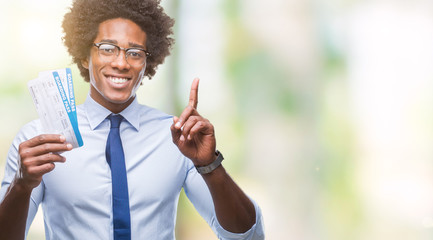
{"left": 28, "top": 68, "right": 83, "bottom": 148}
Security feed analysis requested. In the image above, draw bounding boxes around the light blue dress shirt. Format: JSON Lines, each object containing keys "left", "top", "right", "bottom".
{"left": 0, "top": 95, "right": 264, "bottom": 240}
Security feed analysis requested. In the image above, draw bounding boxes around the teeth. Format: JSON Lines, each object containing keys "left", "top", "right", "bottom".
{"left": 109, "top": 77, "right": 128, "bottom": 84}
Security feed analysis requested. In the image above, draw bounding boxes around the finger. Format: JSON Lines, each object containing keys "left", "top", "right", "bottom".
{"left": 180, "top": 116, "right": 200, "bottom": 141}
{"left": 22, "top": 134, "right": 66, "bottom": 148}
{"left": 188, "top": 119, "right": 214, "bottom": 140}
{"left": 170, "top": 116, "right": 182, "bottom": 144}
{"left": 188, "top": 78, "right": 200, "bottom": 109}
{"left": 20, "top": 142, "right": 72, "bottom": 159}
{"left": 174, "top": 105, "right": 197, "bottom": 129}
{"left": 27, "top": 162, "right": 57, "bottom": 176}
{"left": 171, "top": 116, "right": 179, "bottom": 127}
{"left": 171, "top": 116, "right": 180, "bottom": 133}
{"left": 22, "top": 153, "right": 65, "bottom": 177}
{"left": 26, "top": 153, "right": 66, "bottom": 167}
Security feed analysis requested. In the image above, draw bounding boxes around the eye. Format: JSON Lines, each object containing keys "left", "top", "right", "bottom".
{"left": 127, "top": 49, "right": 145, "bottom": 59}
{"left": 99, "top": 44, "right": 116, "bottom": 54}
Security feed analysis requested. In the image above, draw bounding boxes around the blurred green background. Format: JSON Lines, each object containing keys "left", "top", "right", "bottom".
{"left": 1, "top": 0, "right": 433, "bottom": 239}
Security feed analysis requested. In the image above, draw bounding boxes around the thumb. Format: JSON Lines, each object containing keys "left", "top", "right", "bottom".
{"left": 170, "top": 116, "right": 182, "bottom": 144}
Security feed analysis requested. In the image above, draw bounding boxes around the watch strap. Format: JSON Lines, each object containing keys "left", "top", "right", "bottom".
{"left": 195, "top": 150, "right": 224, "bottom": 174}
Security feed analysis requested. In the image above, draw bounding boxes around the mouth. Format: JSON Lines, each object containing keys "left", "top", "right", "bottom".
{"left": 105, "top": 75, "right": 132, "bottom": 84}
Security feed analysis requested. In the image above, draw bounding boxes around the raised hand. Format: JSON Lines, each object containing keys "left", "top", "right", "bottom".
{"left": 170, "top": 78, "right": 216, "bottom": 166}
{"left": 16, "top": 134, "right": 72, "bottom": 191}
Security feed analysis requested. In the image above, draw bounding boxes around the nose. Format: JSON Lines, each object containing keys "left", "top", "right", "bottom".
{"left": 110, "top": 50, "right": 130, "bottom": 70}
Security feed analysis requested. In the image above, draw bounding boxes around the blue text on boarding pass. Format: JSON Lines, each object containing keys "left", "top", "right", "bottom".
{"left": 28, "top": 68, "right": 83, "bottom": 148}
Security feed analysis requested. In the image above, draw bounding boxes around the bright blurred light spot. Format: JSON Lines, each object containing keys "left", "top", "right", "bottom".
{"left": 17, "top": 16, "right": 68, "bottom": 68}
{"left": 20, "top": 20, "right": 46, "bottom": 43}
{"left": 19, "top": 19, "right": 49, "bottom": 63}
{"left": 348, "top": 1, "right": 433, "bottom": 230}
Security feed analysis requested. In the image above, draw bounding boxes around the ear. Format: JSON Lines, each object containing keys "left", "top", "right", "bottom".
{"left": 81, "top": 57, "right": 89, "bottom": 69}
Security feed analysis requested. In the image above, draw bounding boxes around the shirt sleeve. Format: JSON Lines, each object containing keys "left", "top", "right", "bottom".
{"left": 182, "top": 159, "right": 265, "bottom": 240}
{"left": 0, "top": 121, "right": 44, "bottom": 236}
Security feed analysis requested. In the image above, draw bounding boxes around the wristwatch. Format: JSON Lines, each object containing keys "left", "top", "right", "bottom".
{"left": 195, "top": 150, "right": 224, "bottom": 174}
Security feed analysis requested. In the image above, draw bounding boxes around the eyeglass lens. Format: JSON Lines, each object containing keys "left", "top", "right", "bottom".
{"left": 97, "top": 43, "right": 147, "bottom": 66}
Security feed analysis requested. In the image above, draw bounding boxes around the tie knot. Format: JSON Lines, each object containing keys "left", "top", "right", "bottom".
{"left": 109, "top": 114, "right": 123, "bottom": 129}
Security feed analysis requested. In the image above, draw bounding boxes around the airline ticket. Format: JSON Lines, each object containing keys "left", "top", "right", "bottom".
{"left": 28, "top": 68, "right": 83, "bottom": 148}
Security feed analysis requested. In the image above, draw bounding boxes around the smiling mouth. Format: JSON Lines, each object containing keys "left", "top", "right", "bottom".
{"left": 108, "top": 76, "right": 130, "bottom": 84}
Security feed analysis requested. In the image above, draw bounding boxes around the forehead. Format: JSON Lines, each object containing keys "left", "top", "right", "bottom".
{"left": 95, "top": 18, "right": 147, "bottom": 46}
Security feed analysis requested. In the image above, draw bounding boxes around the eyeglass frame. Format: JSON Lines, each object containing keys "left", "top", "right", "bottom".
{"left": 92, "top": 42, "right": 151, "bottom": 67}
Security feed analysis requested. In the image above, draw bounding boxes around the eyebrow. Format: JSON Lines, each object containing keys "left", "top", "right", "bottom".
{"left": 99, "top": 39, "right": 146, "bottom": 49}
{"left": 128, "top": 42, "right": 146, "bottom": 49}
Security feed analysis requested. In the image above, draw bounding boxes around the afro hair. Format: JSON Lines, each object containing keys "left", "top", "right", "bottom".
{"left": 62, "top": 0, "right": 175, "bottom": 81}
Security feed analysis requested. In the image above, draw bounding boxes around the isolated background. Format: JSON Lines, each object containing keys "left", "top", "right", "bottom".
{"left": 1, "top": 0, "right": 433, "bottom": 239}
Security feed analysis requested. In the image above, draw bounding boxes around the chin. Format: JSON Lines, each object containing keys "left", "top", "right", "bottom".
{"left": 108, "top": 97, "right": 132, "bottom": 104}
{"left": 105, "top": 93, "right": 134, "bottom": 104}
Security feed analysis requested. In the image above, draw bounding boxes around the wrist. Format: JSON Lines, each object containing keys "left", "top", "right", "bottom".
{"left": 12, "top": 177, "right": 34, "bottom": 194}
{"left": 8, "top": 184, "right": 32, "bottom": 198}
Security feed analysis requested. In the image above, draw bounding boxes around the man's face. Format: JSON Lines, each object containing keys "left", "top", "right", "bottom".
{"left": 82, "top": 18, "right": 148, "bottom": 112}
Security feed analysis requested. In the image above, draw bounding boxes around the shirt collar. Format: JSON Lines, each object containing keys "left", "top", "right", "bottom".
{"left": 84, "top": 94, "right": 140, "bottom": 131}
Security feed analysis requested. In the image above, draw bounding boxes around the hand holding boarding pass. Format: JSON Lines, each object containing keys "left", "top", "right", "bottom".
{"left": 12, "top": 68, "right": 83, "bottom": 191}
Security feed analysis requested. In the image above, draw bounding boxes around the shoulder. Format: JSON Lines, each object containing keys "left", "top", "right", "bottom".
{"left": 137, "top": 103, "right": 173, "bottom": 124}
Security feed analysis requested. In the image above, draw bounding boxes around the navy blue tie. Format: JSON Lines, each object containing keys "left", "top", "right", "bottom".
{"left": 106, "top": 114, "right": 131, "bottom": 240}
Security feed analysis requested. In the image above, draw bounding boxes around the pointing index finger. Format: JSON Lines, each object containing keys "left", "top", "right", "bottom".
{"left": 189, "top": 78, "right": 199, "bottom": 109}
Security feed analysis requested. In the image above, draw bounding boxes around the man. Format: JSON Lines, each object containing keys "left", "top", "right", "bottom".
{"left": 0, "top": 0, "right": 264, "bottom": 239}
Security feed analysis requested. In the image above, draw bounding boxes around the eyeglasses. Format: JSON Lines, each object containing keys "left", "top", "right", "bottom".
{"left": 93, "top": 42, "right": 151, "bottom": 67}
